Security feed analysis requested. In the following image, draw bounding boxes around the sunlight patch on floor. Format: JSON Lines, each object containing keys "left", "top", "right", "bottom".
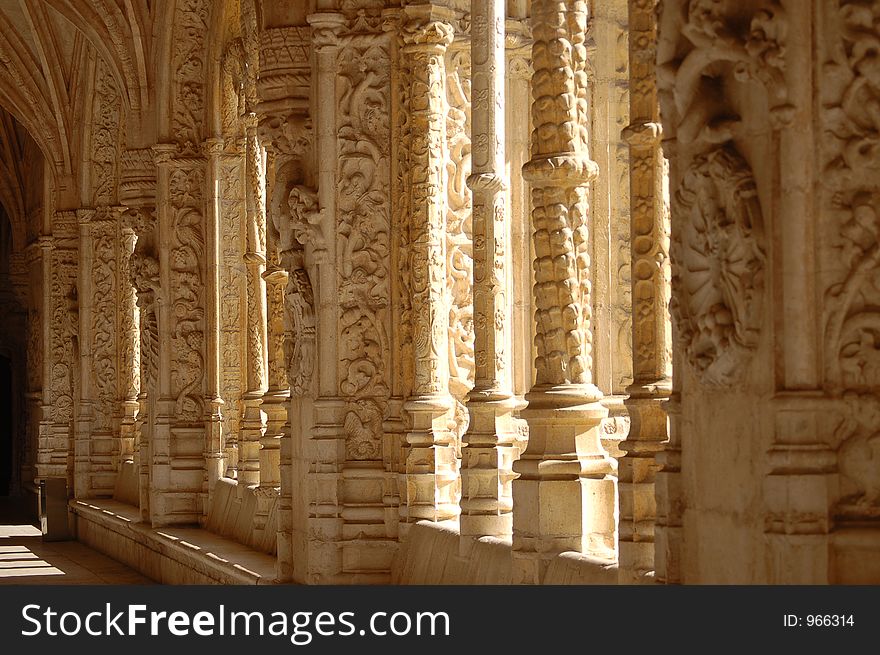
{"left": 0, "top": 539, "right": 65, "bottom": 578}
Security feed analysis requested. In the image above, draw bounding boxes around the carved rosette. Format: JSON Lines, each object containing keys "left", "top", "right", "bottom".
{"left": 337, "top": 39, "right": 391, "bottom": 461}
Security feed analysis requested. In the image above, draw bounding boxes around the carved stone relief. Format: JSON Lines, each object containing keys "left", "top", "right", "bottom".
{"left": 336, "top": 39, "right": 391, "bottom": 461}
{"left": 445, "top": 43, "right": 474, "bottom": 449}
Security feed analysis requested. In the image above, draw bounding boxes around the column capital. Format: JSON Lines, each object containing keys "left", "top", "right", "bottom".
{"left": 307, "top": 12, "right": 346, "bottom": 50}
{"left": 76, "top": 208, "right": 96, "bottom": 225}
{"left": 203, "top": 137, "right": 225, "bottom": 157}
{"left": 401, "top": 7, "right": 455, "bottom": 51}
{"left": 622, "top": 120, "right": 663, "bottom": 147}
{"left": 151, "top": 143, "right": 177, "bottom": 165}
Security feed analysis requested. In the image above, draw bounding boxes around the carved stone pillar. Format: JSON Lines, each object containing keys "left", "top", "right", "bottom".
{"left": 303, "top": 11, "right": 346, "bottom": 582}
{"left": 204, "top": 137, "right": 225, "bottom": 501}
{"left": 74, "top": 209, "right": 95, "bottom": 498}
{"left": 150, "top": 144, "right": 209, "bottom": 526}
{"left": 261, "top": 151, "right": 286, "bottom": 494}
{"left": 38, "top": 222, "right": 77, "bottom": 488}
{"left": 505, "top": 15, "right": 533, "bottom": 461}
{"left": 259, "top": 22, "right": 313, "bottom": 583}
{"left": 118, "top": 222, "right": 140, "bottom": 471}
{"left": 511, "top": 0, "right": 615, "bottom": 585}
{"left": 262, "top": 264, "right": 286, "bottom": 492}
{"left": 398, "top": 6, "right": 459, "bottom": 530}
{"left": 239, "top": 116, "right": 269, "bottom": 490}
{"left": 121, "top": 147, "right": 159, "bottom": 521}
{"left": 460, "top": 0, "right": 517, "bottom": 549}
{"left": 586, "top": 0, "right": 632, "bottom": 456}
{"left": 87, "top": 206, "right": 123, "bottom": 498}
{"left": 618, "top": 0, "right": 671, "bottom": 584}
{"left": 656, "top": 0, "right": 788, "bottom": 583}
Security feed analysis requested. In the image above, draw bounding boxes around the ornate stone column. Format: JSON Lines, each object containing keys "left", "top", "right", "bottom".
{"left": 239, "top": 116, "right": 269, "bottom": 490}
{"left": 118, "top": 221, "right": 140, "bottom": 471}
{"left": 262, "top": 167, "right": 286, "bottom": 492}
{"left": 460, "top": 0, "right": 517, "bottom": 550}
{"left": 618, "top": 0, "right": 671, "bottom": 584}
{"left": 204, "top": 137, "right": 225, "bottom": 501}
{"left": 399, "top": 5, "right": 459, "bottom": 530}
{"left": 259, "top": 22, "right": 313, "bottom": 583}
{"left": 505, "top": 14, "right": 533, "bottom": 461}
{"left": 74, "top": 209, "right": 95, "bottom": 498}
{"left": 303, "top": 11, "right": 346, "bottom": 582}
{"left": 150, "top": 144, "right": 209, "bottom": 526}
{"left": 260, "top": 149, "right": 286, "bottom": 495}
{"left": 511, "top": 0, "right": 615, "bottom": 585}
{"left": 87, "top": 206, "right": 123, "bottom": 497}
{"left": 121, "top": 148, "right": 159, "bottom": 522}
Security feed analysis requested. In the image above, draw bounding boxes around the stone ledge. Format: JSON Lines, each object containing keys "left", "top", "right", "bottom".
{"left": 71, "top": 499, "right": 280, "bottom": 585}
{"left": 392, "top": 520, "right": 618, "bottom": 584}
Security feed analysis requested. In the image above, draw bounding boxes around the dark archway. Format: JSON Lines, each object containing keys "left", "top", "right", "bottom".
{"left": 0, "top": 354, "right": 11, "bottom": 495}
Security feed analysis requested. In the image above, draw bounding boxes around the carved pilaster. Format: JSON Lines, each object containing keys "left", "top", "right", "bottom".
{"left": 460, "top": 0, "right": 518, "bottom": 550}
{"left": 512, "top": 0, "right": 615, "bottom": 585}
{"left": 204, "top": 137, "right": 225, "bottom": 501}
{"left": 656, "top": 0, "right": 779, "bottom": 582}
{"left": 301, "top": 10, "right": 346, "bottom": 583}
{"left": 618, "top": 0, "right": 672, "bottom": 584}
{"left": 118, "top": 220, "right": 140, "bottom": 470}
{"left": 398, "top": 6, "right": 459, "bottom": 529}
{"left": 122, "top": 147, "right": 158, "bottom": 520}
{"left": 39, "top": 221, "right": 77, "bottom": 487}
{"left": 240, "top": 116, "right": 269, "bottom": 489}
{"left": 75, "top": 208, "right": 95, "bottom": 499}
{"left": 88, "top": 207, "right": 121, "bottom": 497}
{"left": 150, "top": 142, "right": 208, "bottom": 526}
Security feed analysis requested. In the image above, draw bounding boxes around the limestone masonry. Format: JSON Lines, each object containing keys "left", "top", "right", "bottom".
{"left": 0, "top": 0, "right": 873, "bottom": 585}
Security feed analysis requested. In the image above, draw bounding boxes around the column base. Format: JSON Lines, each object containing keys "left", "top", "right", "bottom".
{"left": 512, "top": 385, "right": 615, "bottom": 584}
{"left": 460, "top": 394, "right": 519, "bottom": 552}
{"left": 401, "top": 393, "right": 459, "bottom": 526}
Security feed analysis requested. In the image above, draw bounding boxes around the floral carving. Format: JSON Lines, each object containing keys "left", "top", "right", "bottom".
{"left": 446, "top": 45, "right": 474, "bottom": 442}
{"left": 91, "top": 61, "right": 121, "bottom": 205}
{"left": 670, "top": 146, "right": 765, "bottom": 386}
{"left": 169, "top": 166, "right": 206, "bottom": 422}
{"left": 172, "top": 0, "right": 209, "bottom": 148}
{"left": 91, "top": 216, "right": 118, "bottom": 432}
{"left": 50, "top": 246, "right": 78, "bottom": 426}
{"left": 283, "top": 185, "right": 319, "bottom": 398}
{"left": 220, "top": 161, "right": 245, "bottom": 450}
{"left": 337, "top": 41, "right": 391, "bottom": 461}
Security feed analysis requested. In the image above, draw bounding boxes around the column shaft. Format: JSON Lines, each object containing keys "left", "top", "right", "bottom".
{"left": 461, "top": 0, "right": 517, "bottom": 549}
{"left": 618, "top": 0, "right": 671, "bottom": 584}
{"left": 512, "top": 0, "right": 615, "bottom": 585}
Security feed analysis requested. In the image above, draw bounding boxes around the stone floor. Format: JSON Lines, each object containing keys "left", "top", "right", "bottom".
{"left": 0, "top": 496, "right": 153, "bottom": 585}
